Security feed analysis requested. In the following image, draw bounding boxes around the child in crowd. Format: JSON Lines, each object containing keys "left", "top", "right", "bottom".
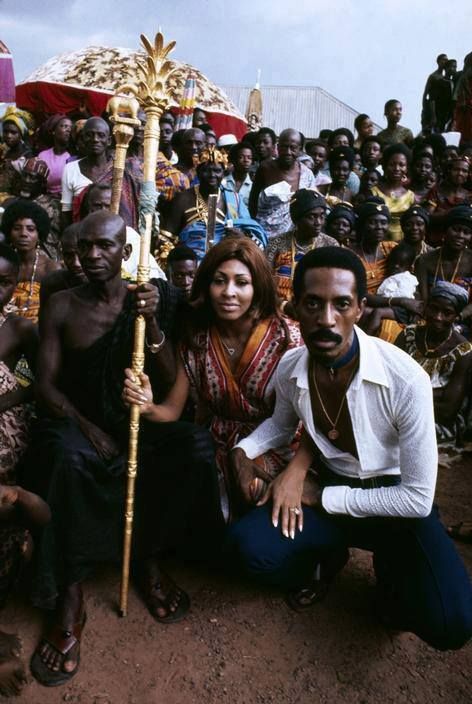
{"left": 364, "top": 242, "right": 419, "bottom": 334}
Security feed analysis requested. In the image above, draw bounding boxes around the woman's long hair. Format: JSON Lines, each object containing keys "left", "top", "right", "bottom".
{"left": 183, "top": 235, "right": 281, "bottom": 348}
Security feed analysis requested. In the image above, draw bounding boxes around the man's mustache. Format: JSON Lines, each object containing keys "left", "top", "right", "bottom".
{"left": 308, "top": 330, "right": 343, "bottom": 345}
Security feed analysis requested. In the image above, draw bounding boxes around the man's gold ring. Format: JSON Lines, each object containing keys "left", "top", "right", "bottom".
{"left": 139, "top": 299, "right": 146, "bottom": 307}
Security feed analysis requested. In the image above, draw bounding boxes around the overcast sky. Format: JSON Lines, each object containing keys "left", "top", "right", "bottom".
{"left": 1, "top": 0, "right": 471, "bottom": 132}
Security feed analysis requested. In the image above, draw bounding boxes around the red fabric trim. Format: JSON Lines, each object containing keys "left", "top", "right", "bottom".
{"left": 16, "top": 82, "right": 248, "bottom": 139}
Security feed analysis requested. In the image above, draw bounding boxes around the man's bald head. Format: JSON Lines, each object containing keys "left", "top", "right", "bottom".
{"left": 84, "top": 116, "right": 110, "bottom": 135}
{"left": 80, "top": 211, "right": 126, "bottom": 245}
{"left": 279, "top": 128, "right": 303, "bottom": 146}
{"left": 277, "top": 129, "right": 303, "bottom": 168}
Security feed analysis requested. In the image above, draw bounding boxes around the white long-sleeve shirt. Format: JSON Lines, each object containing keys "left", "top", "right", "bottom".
{"left": 236, "top": 326, "right": 438, "bottom": 519}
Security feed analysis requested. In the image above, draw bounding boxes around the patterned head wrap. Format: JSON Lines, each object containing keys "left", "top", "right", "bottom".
{"left": 0, "top": 106, "right": 35, "bottom": 138}
{"left": 289, "top": 188, "right": 326, "bottom": 222}
{"left": 430, "top": 281, "right": 469, "bottom": 313}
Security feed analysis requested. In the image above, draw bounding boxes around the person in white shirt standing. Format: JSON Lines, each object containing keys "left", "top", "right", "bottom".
{"left": 229, "top": 246, "right": 472, "bottom": 651}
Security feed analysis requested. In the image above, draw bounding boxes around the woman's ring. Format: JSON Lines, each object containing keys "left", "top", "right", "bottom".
{"left": 289, "top": 507, "right": 301, "bottom": 515}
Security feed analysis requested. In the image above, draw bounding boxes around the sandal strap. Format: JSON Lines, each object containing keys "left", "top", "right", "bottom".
{"left": 42, "top": 612, "right": 86, "bottom": 657}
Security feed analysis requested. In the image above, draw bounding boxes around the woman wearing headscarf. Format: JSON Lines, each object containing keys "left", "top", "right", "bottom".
{"left": 396, "top": 281, "right": 472, "bottom": 446}
{"left": 0, "top": 108, "right": 34, "bottom": 202}
{"left": 400, "top": 205, "right": 434, "bottom": 266}
{"left": 38, "top": 115, "right": 72, "bottom": 197}
{"left": 352, "top": 200, "right": 421, "bottom": 342}
{"left": 325, "top": 203, "right": 356, "bottom": 247}
{"left": 265, "top": 189, "right": 338, "bottom": 305}
{"left": 370, "top": 144, "right": 415, "bottom": 242}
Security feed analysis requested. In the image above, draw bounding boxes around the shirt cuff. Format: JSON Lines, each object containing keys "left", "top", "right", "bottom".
{"left": 234, "top": 436, "right": 260, "bottom": 460}
{"left": 321, "top": 485, "right": 349, "bottom": 515}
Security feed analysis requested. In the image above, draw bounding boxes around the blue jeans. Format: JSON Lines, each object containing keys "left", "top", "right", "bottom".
{"left": 227, "top": 500, "right": 472, "bottom": 651}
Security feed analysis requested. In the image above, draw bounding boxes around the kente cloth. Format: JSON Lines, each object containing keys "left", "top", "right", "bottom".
{"left": 426, "top": 262, "right": 472, "bottom": 304}
{"left": 266, "top": 230, "right": 339, "bottom": 301}
{"left": 9, "top": 281, "right": 41, "bottom": 324}
{"left": 370, "top": 186, "right": 416, "bottom": 242}
{"left": 402, "top": 325, "right": 472, "bottom": 445}
{"left": 181, "top": 317, "right": 302, "bottom": 518}
{"left": 156, "top": 153, "right": 190, "bottom": 202}
{"left": 256, "top": 164, "right": 316, "bottom": 239}
{"left": 19, "top": 282, "right": 204, "bottom": 609}
{"left": 357, "top": 241, "right": 402, "bottom": 344}
{"left": 67, "top": 157, "right": 141, "bottom": 229}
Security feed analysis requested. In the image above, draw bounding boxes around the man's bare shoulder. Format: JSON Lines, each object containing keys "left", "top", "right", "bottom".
{"left": 45, "top": 285, "right": 90, "bottom": 320}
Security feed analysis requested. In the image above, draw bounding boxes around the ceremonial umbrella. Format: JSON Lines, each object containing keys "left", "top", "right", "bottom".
{"left": 16, "top": 45, "right": 247, "bottom": 138}
{"left": 173, "top": 73, "right": 197, "bottom": 132}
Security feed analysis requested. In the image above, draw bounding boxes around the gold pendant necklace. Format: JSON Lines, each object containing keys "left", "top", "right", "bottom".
{"left": 360, "top": 243, "right": 380, "bottom": 280}
{"left": 311, "top": 361, "right": 358, "bottom": 441}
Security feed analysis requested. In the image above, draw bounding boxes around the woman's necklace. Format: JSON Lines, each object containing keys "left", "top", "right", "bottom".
{"left": 433, "top": 248, "right": 463, "bottom": 285}
{"left": 21, "top": 248, "right": 39, "bottom": 312}
{"left": 360, "top": 243, "right": 380, "bottom": 279}
{"left": 291, "top": 232, "right": 315, "bottom": 281}
{"left": 423, "top": 328, "right": 453, "bottom": 356}
{"left": 311, "top": 362, "right": 358, "bottom": 441}
{"left": 221, "top": 338, "right": 237, "bottom": 356}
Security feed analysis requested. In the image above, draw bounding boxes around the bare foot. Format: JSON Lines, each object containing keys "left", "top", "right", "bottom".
{"left": 0, "top": 632, "right": 22, "bottom": 663}
{"left": 0, "top": 656, "right": 27, "bottom": 697}
{"left": 31, "top": 583, "right": 85, "bottom": 686}
{"left": 137, "top": 557, "right": 190, "bottom": 623}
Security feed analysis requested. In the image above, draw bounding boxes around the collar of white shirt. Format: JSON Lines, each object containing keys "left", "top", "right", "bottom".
{"left": 289, "top": 325, "right": 389, "bottom": 391}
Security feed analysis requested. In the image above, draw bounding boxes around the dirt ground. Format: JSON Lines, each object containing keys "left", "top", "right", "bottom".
{"left": 2, "top": 449, "right": 471, "bottom": 704}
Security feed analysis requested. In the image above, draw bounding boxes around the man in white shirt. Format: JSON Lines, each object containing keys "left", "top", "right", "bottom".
{"left": 229, "top": 246, "right": 472, "bottom": 651}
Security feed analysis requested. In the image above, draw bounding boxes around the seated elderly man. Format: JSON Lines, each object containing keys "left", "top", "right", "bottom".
{"left": 249, "top": 129, "right": 316, "bottom": 238}
{"left": 228, "top": 246, "right": 472, "bottom": 652}
{"left": 22, "top": 211, "right": 223, "bottom": 687}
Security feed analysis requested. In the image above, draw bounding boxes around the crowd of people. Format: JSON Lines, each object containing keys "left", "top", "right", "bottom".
{"left": 0, "top": 53, "right": 472, "bottom": 697}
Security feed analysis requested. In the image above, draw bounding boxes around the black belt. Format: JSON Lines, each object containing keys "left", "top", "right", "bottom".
{"left": 318, "top": 465, "right": 401, "bottom": 490}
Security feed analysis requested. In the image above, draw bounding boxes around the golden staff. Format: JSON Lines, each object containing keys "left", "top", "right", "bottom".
{"left": 117, "top": 30, "right": 176, "bottom": 617}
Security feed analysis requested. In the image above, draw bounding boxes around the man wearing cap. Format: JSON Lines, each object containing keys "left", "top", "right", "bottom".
{"left": 417, "top": 205, "right": 472, "bottom": 324}
{"left": 265, "top": 189, "right": 338, "bottom": 305}
{"left": 217, "top": 134, "right": 238, "bottom": 158}
{"left": 249, "top": 129, "right": 316, "bottom": 238}
{"left": 228, "top": 245, "right": 472, "bottom": 651}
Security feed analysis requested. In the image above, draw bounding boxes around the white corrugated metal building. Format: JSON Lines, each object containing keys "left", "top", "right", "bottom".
{"left": 221, "top": 85, "right": 381, "bottom": 139}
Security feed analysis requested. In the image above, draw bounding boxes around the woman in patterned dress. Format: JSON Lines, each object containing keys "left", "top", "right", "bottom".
{"left": 123, "top": 237, "right": 302, "bottom": 519}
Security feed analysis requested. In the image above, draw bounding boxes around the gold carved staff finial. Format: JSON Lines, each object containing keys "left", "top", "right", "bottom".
{"left": 107, "top": 93, "right": 141, "bottom": 215}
